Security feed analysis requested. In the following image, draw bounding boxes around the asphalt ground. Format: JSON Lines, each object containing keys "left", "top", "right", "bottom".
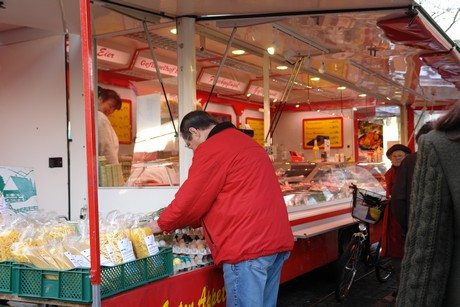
{"left": 277, "top": 261, "right": 398, "bottom": 307}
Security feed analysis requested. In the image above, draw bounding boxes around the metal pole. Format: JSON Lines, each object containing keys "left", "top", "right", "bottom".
{"left": 263, "top": 53, "right": 271, "bottom": 145}
{"left": 203, "top": 27, "right": 238, "bottom": 110}
{"left": 177, "top": 17, "right": 197, "bottom": 184}
{"left": 79, "top": 0, "right": 101, "bottom": 306}
{"left": 143, "top": 21, "right": 178, "bottom": 137}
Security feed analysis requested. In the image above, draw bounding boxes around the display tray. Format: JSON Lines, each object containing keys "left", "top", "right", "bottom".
{"left": 0, "top": 261, "right": 14, "bottom": 294}
{"left": 3, "top": 247, "right": 172, "bottom": 303}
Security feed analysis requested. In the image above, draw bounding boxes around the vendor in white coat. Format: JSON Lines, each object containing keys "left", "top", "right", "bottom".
{"left": 97, "top": 86, "right": 122, "bottom": 164}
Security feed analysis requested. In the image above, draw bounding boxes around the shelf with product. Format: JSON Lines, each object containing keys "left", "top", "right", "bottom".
{"left": 274, "top": 161, "right": 387, "bottom": 238}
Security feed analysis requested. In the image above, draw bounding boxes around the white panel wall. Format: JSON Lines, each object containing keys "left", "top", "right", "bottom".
{"left": 67, "top": 35, "right": 88, "bottom": 220}
{"left": 0, "top": 35, "right": 69, "bottom": 216}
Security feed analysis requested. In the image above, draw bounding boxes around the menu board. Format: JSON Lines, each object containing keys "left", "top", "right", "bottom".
{"left": 108, "top": 99, "right": 132, "bottom": 144}
{"left": 246, "top": 117, "right": 264, "bottom": 145}
{"left": 302, "top": 117, "right": 343, "bottom": 149}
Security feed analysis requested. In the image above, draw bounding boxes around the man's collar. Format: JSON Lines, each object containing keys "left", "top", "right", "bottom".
{"left": 207, "top": 122, "right": 236, "bottom": 139}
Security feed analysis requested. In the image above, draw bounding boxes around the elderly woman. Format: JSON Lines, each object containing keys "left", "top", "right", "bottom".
{"left": 382, "top": 144, "right": 411, "bottom": 297}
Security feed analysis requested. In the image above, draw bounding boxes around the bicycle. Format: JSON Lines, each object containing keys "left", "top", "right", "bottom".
{"left": 335, "top": 183, "right": 393, "bottom": 302}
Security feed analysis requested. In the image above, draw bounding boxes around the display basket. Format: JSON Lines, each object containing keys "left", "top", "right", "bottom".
{"left": 12, "top": 246, "right": 173, "bottom": 303}
{"left": 0, "top": 261, "right": 15, "bottom": 294}
{"left": 351, "top": 186, "right": 388, "bottom": 224}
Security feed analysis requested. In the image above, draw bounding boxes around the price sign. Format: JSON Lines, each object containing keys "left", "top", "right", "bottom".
{"left": 302, "top": 117, "right": 343, "bottom": 149}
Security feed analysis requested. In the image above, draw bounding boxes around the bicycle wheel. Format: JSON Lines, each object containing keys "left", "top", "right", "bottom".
{"left": 375, "top": 242, "right": 393, "bottom": 282}
{"left": 335, "top": 237, "right": 363, "bottom": 302}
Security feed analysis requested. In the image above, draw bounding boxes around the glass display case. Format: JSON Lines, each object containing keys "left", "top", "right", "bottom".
{"left": 126, "top": 159, "right": 179, "bottom": 187}
{"left": 274, "top": 162, "right": 387, "bottom": 208}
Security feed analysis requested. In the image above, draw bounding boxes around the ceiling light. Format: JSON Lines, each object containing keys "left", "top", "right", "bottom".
{"left": 310, "top": 77, "right": 320, "bottom": 81}
{"left": 337, "top": 86, "right": 346, "bottom": 90}
{"left": 295, "top": 104, "right": 300, "bottom": 108}
{"left": 318, "top": 62, "right": 326, "bottom": 74}
{"left": 273, "top": 99, "right": 278, "bottom": 103}
{"left": 232, "top": 49, "right": 245, "bottom": 55}
{"left": 353, "top": 107, "right": 358, "bottom": 111}
{"left": 276, "top": 65, "right": 288, "bottom": 70}
{"left": 358, "top": 93, "right": 367, "bottom": 97}
{"left": 170, "top": 28, "right": 177, "bottom": 34}
{"left": 267, "top": 46, "right": 275, "bottom": 55}
{"left": 246, "top": 93, "right": 251, "bottom": 97}
{"left": 386, "top": 97, "right": 391, "bottom": 101}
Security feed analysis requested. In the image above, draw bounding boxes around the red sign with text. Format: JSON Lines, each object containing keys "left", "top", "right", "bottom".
{"left": 102, "top": 266, "right": 225, "bottom": 307}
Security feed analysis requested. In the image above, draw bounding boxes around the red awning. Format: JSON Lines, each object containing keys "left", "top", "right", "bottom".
{"left": 377, "top": 12, "right": 460, "bottom": 90}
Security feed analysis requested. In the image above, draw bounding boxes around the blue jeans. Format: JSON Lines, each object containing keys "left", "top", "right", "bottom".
{"left": 223, "top": 251, "right": 290, "bottom": 307}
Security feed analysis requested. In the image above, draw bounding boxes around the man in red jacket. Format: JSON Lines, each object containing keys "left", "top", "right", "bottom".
{"left": 150, "top": 111, "right": 294, "bottom": 307}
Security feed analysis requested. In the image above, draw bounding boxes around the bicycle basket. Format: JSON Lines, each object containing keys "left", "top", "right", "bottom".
{"left": 351, "top": 188, "right": 388, "bottom": 224}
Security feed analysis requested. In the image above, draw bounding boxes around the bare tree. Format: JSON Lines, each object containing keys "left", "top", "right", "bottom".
{"left": 418, "top": 1, "right": 460, "bottom": 33}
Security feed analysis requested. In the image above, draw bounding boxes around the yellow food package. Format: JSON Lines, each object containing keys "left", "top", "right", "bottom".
{"left": 22, "top": 246, "right": 53, "bottom": 269}
{"left": 46, "top": 223, "right": 77, "bottom": 241}
{"left": 129, "top": 226, "right": 157, "bottom": 258}
{"left": 10, "top": 241, "right": 32, "bottom": 264}
{"left": 0, "top": 229, "right": 21, "bottom": 261}
{"left": 49, "top": 244, "right": 75, "bottom": 270}
{"left": 101, "top": 229, "right": 135, "bottom": 265}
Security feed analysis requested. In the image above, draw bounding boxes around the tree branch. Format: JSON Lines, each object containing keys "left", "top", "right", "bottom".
{"left": 444, "top": 8, "right": 460, "bottom": 33}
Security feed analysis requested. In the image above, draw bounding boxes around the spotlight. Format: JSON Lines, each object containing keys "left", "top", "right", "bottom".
{"left": 318, "top": 62, "right": 326, "bottom": 74}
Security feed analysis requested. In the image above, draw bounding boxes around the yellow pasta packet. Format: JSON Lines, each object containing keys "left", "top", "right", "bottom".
{"left": 130, "top": 226, "right": 155, "bottom": 258}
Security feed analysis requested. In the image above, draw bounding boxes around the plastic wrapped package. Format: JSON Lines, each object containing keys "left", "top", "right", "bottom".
{"left": 99, "top": 211, "right": 136, "bottom": 265}
{"left": 0, "top": 216, "right": 27, "bottom": 261}
{"left": 129, "top": 215, "right": 158, "bottom": 258}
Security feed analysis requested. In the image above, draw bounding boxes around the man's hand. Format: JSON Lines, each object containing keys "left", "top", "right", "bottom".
{"left": 149, "top": 220, "right": 163, "bottom": 234}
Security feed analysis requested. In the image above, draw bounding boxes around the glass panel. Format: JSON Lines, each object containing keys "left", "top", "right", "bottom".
{"left": 93, "top": 6, "right": 180, "bottom": 187}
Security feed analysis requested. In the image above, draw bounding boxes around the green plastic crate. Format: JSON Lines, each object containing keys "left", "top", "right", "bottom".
{"left": 0, "top": 261, "right": 14, "bottom": 294}
{"left": 12, "top": 247, "right": 173, "bottom": 303}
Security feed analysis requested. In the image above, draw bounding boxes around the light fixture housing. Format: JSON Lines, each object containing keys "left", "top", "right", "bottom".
{"left": 318, "top": 62, "right": 326, "bottom": 74}
{"left": 232, "top": 49, "right": 245, "bottom": 55}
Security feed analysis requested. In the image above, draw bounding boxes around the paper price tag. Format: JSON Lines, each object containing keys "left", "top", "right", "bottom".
{"left": 64, "top": 251, "right": 81, "bottom": 267}
{"left": 105, "top": 244, "right": 116, "bottom": 263}
{"left": 75, "top": 250, "right": 91, "bottom": 268}
{"left": 144, "top": 235, "right": 159, "bottom": 256}
{"left": 117, "top": 238, "right": 136, "bottom": 262}
{"left": 82, "top": 248, "right": 115, "bottom": 266}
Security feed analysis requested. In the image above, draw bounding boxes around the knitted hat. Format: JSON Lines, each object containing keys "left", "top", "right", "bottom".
{"left": 386, "top": 144, "right": 411, "bottom": 158}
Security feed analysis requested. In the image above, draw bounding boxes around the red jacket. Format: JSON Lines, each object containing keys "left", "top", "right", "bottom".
{"left": 381, "top": 166, "right": 405, "bottom": 258}
{"left": 158, "top": 125, "right": 294, "bottom": 265}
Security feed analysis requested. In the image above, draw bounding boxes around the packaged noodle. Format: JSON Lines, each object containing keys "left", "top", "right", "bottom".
{"left": 21, "top": 245, "right": 55, "bottom": 269}
{"left": 10, "top": 241, "right": 32, "bottom": 264}
{"left": 63, "top": 236, "right": 92, "bottom": 268}
{"left": 100, "top": 211, "right": 136, "bottom": 265}
{"left": 11, "top": 223, "right": 48, "bottom": 264}
{"left": 0, "top": 215, "right": 26, "bottom": 261}
{"left": 45, "top": 221, "right": 77, "bottom": 241}
{"left": 0, "top": 228, "right": 21, "bottom": 261}
{"left": 48, "top": 242, "right": 75, "bottom": 270}
{"left": 63, "top": 220, "right": 113, "bottom": 268}
{"left": 129, "top": 216, "right": 158, "bottom": 258}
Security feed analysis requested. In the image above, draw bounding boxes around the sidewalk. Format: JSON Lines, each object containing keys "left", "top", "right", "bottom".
{"left": 278, "top": 262, "right": 397, "bottom": 307}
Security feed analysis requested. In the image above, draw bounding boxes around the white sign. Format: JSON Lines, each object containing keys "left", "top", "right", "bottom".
{"left": 248, "top": 85, "right": 282, "bottom": 100}
{"left": 0, "top": 166, "right": 38, "bottom": 213}
{"left": 135, "top": 56, "right": 178, "bottom": 77}
{"left": 96, "top": 45, "right": 131, "bottom": 65}
{"left": 199, "top": 72, "right": 246, "bottom": 92}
